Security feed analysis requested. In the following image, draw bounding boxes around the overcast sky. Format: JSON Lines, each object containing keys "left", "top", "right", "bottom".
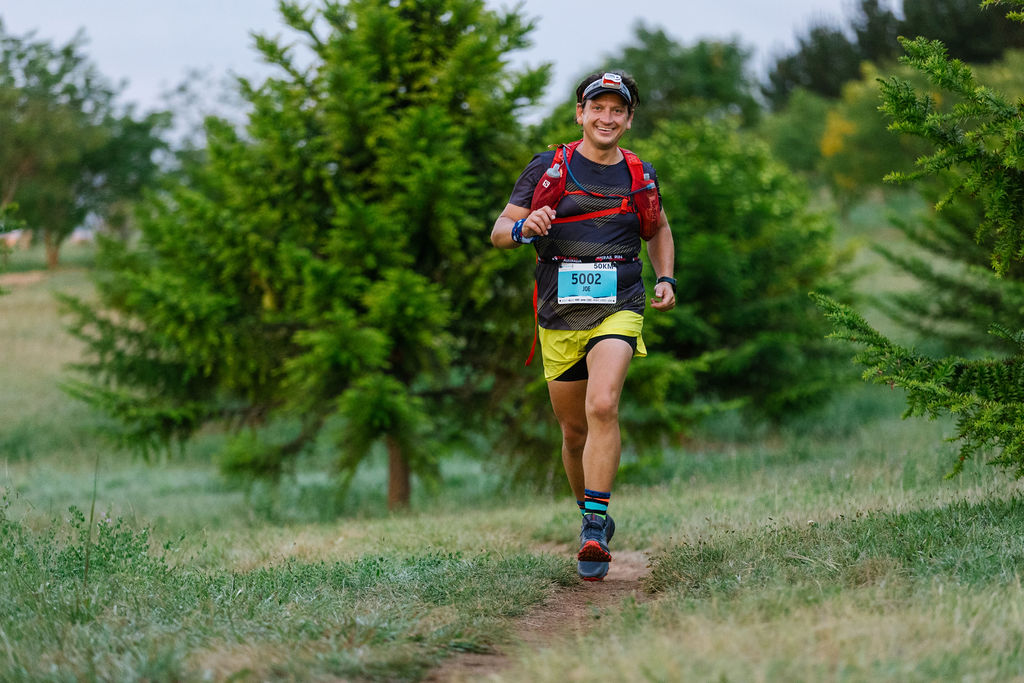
{"left": 0, "top": 0, "right": 862, "bottom": 116}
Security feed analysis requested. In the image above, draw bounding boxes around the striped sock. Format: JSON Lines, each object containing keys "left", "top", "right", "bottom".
{"left": 577, "top": 500, "right": 586, "bottom": 516}
{"left": 583, "top": 489, "right": 611, "bottom": 520}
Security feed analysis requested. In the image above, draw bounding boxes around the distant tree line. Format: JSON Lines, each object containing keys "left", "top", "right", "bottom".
{"left": 764, "top": 0, "right": 1024, "bottom": 108}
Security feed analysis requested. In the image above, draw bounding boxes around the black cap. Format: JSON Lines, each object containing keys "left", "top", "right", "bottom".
{"left": 582, "top": 72, "right": 632, "bottom": 105}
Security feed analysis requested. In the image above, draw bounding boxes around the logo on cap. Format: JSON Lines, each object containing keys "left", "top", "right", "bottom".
{"left": 581, "top": 71, "right": 632, "bottom": 104}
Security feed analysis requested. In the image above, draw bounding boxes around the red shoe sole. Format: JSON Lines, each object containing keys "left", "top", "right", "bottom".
{"left": 581, "top": 576, "right": 605, "bottom": 582}
{"left": 577, "top": 540, "right": 612, "bottom": 563}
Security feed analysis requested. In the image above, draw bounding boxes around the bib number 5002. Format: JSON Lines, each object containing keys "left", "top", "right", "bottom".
{"left": 569, "top": 272, "right": 604, "bottom": 286}
{"left": 557, "top": 262, "right": 617, "bottom": 304}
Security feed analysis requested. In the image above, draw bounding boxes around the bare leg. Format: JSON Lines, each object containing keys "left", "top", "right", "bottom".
{"left": 581, "top": 338, "right": 633, "bottom": 493}
{"left": 547, "top": 378, "right": 588, "bottom": 501}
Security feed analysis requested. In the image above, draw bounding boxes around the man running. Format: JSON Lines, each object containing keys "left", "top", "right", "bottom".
{"left": 491, "top": 71, "right": 676, "bottom": 581}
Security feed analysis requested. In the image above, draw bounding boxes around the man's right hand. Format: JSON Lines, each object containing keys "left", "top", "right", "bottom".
{"left": 522, "top": 206, "right": 557, "bottom": 238}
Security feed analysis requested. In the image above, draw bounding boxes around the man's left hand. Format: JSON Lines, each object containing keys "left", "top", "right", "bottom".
{"left": 650, "top": 282, "right": 675, "bottom": 311}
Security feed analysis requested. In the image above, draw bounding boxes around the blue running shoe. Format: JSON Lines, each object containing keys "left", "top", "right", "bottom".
{"left": 577, "top": 514, "right": 614, "bottom": 581}
{"left": 577, "top": 513, "right": 612, "bottom": 581}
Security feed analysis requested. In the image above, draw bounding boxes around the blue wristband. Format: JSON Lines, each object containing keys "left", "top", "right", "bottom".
{"left": 511, "top": 218, "right": 535, "bottom": 244}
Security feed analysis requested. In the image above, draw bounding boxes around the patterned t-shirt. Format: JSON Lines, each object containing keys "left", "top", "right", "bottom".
{"left": 508, "top": 148, "right": 660, "bottom": 331}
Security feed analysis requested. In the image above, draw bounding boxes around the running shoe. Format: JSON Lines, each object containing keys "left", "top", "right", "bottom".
{"left": 577, "top": 513, "right": 614, "bottom": 581}
{"left": 577, "top": 513, "right": 612, "bottom": 581}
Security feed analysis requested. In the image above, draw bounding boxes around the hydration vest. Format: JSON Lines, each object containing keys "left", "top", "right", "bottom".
{"left": 530, "top": 139, "right": 661, "bottom": 240}
{"left": 522, "top": 140, "right": 660, "bottom": 366}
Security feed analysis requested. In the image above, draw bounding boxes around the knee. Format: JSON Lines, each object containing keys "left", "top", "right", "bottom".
{"left": 560, "top": 420, "right": 587, "bottom": 452}
{"left": 586, "top": 393, "right": 619, "bottom": 424}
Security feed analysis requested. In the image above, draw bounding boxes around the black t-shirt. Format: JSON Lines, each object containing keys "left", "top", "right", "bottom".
{"left": 509, "top": 148, "right": 660, "bottom": 330}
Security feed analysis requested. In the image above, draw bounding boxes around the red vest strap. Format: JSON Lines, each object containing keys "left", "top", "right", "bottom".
{"left": 550, "top": 203, "right": 627, "bottom": 225}
{"left": 619, "top": 146, "right": 661, "bottom": 240}
{"left": 525, "top": 280, "right": 539, "bottom": 366}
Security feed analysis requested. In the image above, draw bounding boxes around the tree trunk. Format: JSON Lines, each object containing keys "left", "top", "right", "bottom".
{"left": 387, "top": 437, "right": 411, "bottom": 510}
{"left": 44, "top": 230, "right": 60, "bottom": 269}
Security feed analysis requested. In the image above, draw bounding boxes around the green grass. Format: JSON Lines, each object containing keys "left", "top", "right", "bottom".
{"left": 0, "top": 496, "right": 575, "bottom": 681}
{"left": 0, "top": 266, "right": 103, "bottom": 465}
{"left": 506, "top": 492, "right": 1024, "bottom": 682}
{"left": 4, "top": 206, "right": 1024, "bottom": 681}
{"left": 503, "top": 387, "right": 1024, "bottom": 681}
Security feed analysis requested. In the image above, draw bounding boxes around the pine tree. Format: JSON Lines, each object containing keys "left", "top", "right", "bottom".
{"left": 872, "top": 177, "right": 1024, "bottom": 353}
{"left": 869, "top": 51, "right": 1024, "bottom": 352}
{"left": 815, "top": 0, "right": 1024, "bottom": 475}
{"left": 60, "top": 0, "right": 548, "bottom": 509}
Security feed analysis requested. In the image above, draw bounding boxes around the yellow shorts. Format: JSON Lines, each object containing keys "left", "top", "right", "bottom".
{"left": 538, "top": 310, "right": 647, "bottom": 382}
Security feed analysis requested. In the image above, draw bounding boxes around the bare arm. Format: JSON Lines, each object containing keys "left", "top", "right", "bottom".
{"left": 490, "top": 203, "right": 558, "bottom": 249}
{"left": 646, "top": 208, "right": 676, "bottom": 311}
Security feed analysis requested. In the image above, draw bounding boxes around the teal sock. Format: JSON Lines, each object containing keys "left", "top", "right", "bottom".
{"left": 584, "top": 489, "right": 611, "bottom": 520}
{"left": 577, "top": 499, "right": 585, "bottom": 516}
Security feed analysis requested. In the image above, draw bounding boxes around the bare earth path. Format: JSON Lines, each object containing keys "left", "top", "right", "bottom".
{"left": 426, "top": 547, "right": 651, "bottom": 682}
{"left": 0, "top": 271, "right": 46, "bottom": 288}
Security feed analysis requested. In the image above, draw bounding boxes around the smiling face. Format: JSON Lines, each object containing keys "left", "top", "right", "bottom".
{"left": 576, "top": 93, "right": 633, "bottom": 152}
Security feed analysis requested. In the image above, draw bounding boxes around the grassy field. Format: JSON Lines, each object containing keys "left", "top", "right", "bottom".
{"left": 3, "top": 229, "right": 1024, "bottom": 681}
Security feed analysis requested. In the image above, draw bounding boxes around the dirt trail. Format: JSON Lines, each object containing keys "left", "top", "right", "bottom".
{"left": 426, "top": 547, "right": 651, "bottom": 682}
{"left": 0, "top": 271, "right": 45, "bottom": 288}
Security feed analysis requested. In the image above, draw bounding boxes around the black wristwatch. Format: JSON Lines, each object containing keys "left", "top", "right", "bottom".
{"left": 656, "top": 276, "right": 677, "bottom": 292}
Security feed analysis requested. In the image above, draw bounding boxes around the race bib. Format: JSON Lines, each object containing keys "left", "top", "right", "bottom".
{"left": 557, "top": 262, "right": 617, "bottom": 304}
